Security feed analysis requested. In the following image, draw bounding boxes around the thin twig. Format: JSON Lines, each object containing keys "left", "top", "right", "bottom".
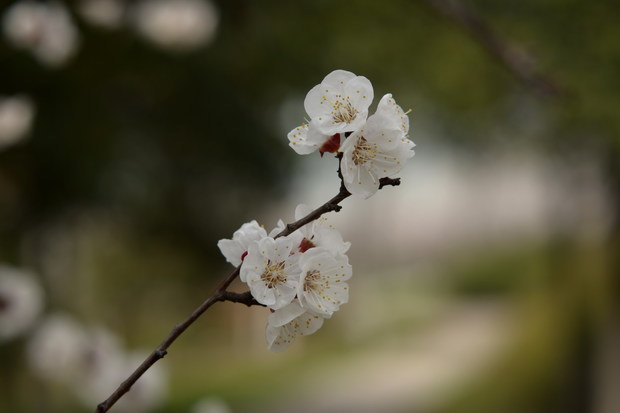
{"left": 95, "top": 166, "right": 401, "bottom": 413}
{"left": 425, "top": 0, "right": 562, "bottom": 97}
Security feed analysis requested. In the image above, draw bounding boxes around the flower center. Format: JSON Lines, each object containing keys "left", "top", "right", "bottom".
{"left": 303, "top": 269, "right": 322, "bottom": 293}
{"left": 299, "top": 237, "right": 316, "bottom": 253}
{"left": 261, "top": 261, "right": 287, "bottom": 289}
{"left": 319, "top": 133, "right": 341, "bottom": 156}
{"left": 352, "top": 136, "right": 378, "bottom": 165}
{"left": 331, "top": 100, "right": 358, "bottom": 124}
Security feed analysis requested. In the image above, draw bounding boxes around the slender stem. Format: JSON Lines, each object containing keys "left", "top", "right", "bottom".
{"left": 95, "top": 168, "right": 401, "bottom": 413}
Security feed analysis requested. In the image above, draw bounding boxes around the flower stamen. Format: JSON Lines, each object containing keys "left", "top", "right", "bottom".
{"left": 303, "top": 269, "right": 321, "bottom": 293}
{"left": 261, "top": 261, "right": 287, "bottom": 289}
{"left": 352, "top": 136, "right": 378, "bottom": 166}
{"left": 331, "top": 99, "right": 358, "bottom": 124}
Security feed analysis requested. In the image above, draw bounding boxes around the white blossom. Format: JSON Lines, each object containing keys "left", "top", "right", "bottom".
{"left": 217, "top": 220, "right": 268, "bottom": 268}
{"left": 78, "top": 0, "right": 126, "bottom": 29}
{"left": 0, "top": 265, "right": 43, "bottom": 342}
{"left": 0, "top": 95, "right": 36, "bottom": 150}
{"left": 292, "top": 204, "right": 350, "bottom": 256}
{"left": 341, "top": 94, "right": 415, "bottom": 198}
{"left": 296, "top": 247, "right": 351, "bottom": 316}
{"left": 2, "top": 0, "right": 80, "bottom": 68}
{"left": 265, "top": 300, "right": 324, "bottom": 352}
{"left": 240, "top": 236, "right": 300, "bottom": 309}
{"left": 28, "top": 315, "right": 125, "bottom": 386}
{"left": 93, "top": 351, "right": 168, "bottom": 413}
{"left": 27, "top": 314, "right": 92, "bottom": 381}
{"left": 28, "top": 314, "right": 167, "bottom": 410}
{"left": 289, "top": 70, "right": 373, "bottom": 155}
{"left": 131, "top": 0, "right": 218, "bottom": 52}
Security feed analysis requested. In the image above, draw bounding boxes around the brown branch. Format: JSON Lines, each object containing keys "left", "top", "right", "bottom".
{"left": 425, "top": 0, "right": 563, "bottom": 97}
{"left": 95, "top": 162, "right": 402, "bottom": 413}
{"left": 220, "top": 290, "right": 265, "bottom": 307}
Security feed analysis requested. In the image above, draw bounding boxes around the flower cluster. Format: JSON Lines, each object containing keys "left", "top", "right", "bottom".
{"left": 218, "top": 204, "right": 351, "bottom": 351}
{"left": 288, "top": 70, "right": 415, "bottom": 199}
{"left": 217, "top": 70, "right": 414, "bottom": 352}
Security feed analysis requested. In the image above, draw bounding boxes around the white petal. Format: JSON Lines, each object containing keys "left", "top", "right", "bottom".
{"left": 375, "top": 93, "right": 410, "bottom": 136}
{"left": 218, "top": 220, "right": 267, "bottom": 267}
{"left": 321, "top": 69, "right": 356, "bottom": 88}
{"left": 270, "top": 283, "right": 298, "bottom": 310}
{"left": 304, "top": 84, "right": 331, "bottom": 120}
{"left": 344, "top": 76, "right": 373, "bottom": 113}
{"left": 288, "top": 123, "right": 320, "bottom": 155}
{"left": 315, "top": 226, "right": 351, "bottom": 256}
{"left": 297, "top": 311, "right": 325, "bottom": 336}
{"left": 233, "top": 220, "right": 267, "bottom": 241}
{"left": 304, "top": 122, "right": 331, "bottom": 146}
{"left": 268, "top": 300, "right": 306, "bottom": 327}
{"left": 274, "top": 236, "right": 294, "bottom": 258}
{"left": 238, "top": 243, "right": 262, "bottom": 283}
{"left": 363, "top": 112, "right": 403, "bottom": 150}
{"left": 266, "top": 306, "right": 325, "bottom": 352}
{"left": 247, "top": 275, "right": 276, "bottom": 307}
{"left": 343, "top": 162, "right": 379, "bottom": 199}
{"left": 257, "top": 237, "right": 277, "bottom": 262}
{"left": 216, "top": 239, "right": 244, "bottom": 267}
{"left": 368, "top": 137, "right": 415, "bottom": 178}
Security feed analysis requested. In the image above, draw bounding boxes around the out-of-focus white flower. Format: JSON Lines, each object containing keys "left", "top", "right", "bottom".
{"left": 78, "top": 0, "right": 125, "bottom": 29}
{"left": 288, "top": 70, "right": 373, "bottom": 155}
{"left": 0, "top": 95, "right": 35, "bottom": 150}
{"left": 266, "top": 300, "right": 325, "bottom": 352}
{"left": 131, "top": 0, "right": 218, "bottom": 52}
{"left": 28, "top": 314, "right": 167, "bottom": 410}
{"left": 341, "top": 94, "right": 415, "bottom": 198}
{"left": 217, "top": 220, "right": 268, "bottom": 268}
{"left": 296, "top": 247, "right": 351, "bottom": 317}
{"left": 2, "top": 0, "right": 80, "bottom": 68}
{"left": 27, "top": 314, "right": 90, "bottom": 380}
{"left": 28, "top": 315, "right": 124, "bottom": 385}
{"left": 84, "top": 350, "right": 167, "bottom": 413}
{"left": 241, "top": 236, "right": 300, "bottom": 309}
{"left": 0, "top": 265, "right": 43, "bottom": 342}
{"left": 190, "top": 396, "right": 232, "bottom": 413}
{"left": 114, "top": 351, "right": 168, "bottom": 413}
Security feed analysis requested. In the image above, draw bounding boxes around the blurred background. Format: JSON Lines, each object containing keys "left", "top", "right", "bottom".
{"left": 0, "top": 0, "right": 618, "bottom": 412}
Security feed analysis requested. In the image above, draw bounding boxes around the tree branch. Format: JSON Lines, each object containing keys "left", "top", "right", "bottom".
{"left": 425, "top": 0, "right": 563, "bottom": 97}
{"left": 95, "top": 162, "right": 402, "bottom": 413}
{"left": 220, "top": 290, "right": 265, "bottom": 307}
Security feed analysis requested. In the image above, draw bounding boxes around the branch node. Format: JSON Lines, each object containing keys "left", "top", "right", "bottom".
{"left": 221, "top": 290, "right": 266, "bottom": 307}
{"left": 156, "top": 350, "right": 167, "bottom": 359}
{"left": 326, "top": 202, "right": 343, "bottom": 212}
{"left": 379, "top": 177, "right": 401, "bottom": 188}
